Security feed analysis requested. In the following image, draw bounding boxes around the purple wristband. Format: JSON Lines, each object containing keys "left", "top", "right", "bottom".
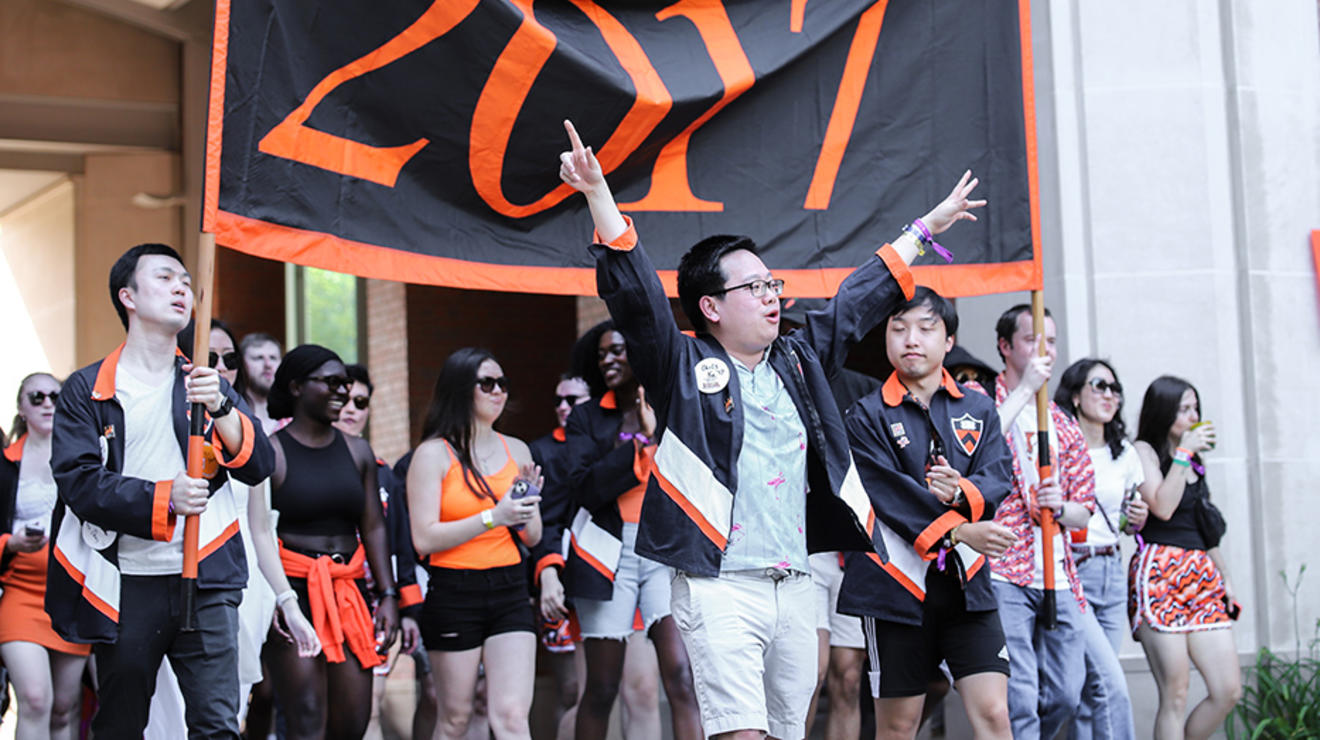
{"left": 912, "top": 218, "right": 955, "bottom": 264}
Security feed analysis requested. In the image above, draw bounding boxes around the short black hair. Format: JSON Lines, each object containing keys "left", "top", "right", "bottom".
{"left": 677, "top": 235, "right": 760, "bottom": 333}
{"left": 109, "top": 243, "right": 185, "bottom": 329}
{"left": 994, "top": 303, "right": 1052, "bottom": 363}
{"left": 887, "top": 286, "right": 958, "bottom": 336}
{"left": 345, "top": 363, "right": 374, "bottom": 395}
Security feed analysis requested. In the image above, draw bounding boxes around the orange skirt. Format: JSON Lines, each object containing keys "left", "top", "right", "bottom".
{"left": 0, "top": 546, "right": 91, "bottom": 655}
{"left": 1128, "top": 543, "right": 1230, "bottom": 636}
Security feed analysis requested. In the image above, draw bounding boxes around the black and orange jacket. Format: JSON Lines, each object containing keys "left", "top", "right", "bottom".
{"left": 0, "top": 436, "right": 26, "bottom": 574}
{"left": 838, "top": 372, "right": 1013, "bottom": 625}
{"left": 528, "top": 426, "right": 570, "bottom": 589}
{"left": 47, "top": 344, "right": 274, "bottom": 644}
{"left": 559, "top": 392, "right": 654, "bottom": 601}
{"left": 593, "top": 220, "right": 913, "bottom": 576}
{"left": 375, "top": 460, "right": 423, "bottom": 617}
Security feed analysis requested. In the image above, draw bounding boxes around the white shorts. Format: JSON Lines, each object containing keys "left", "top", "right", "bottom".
{"left": 575, "top": 522, "right": 671, "bottom": 639}
{"left": 809, "top": 552, "right": 865, "bottom": 649}
{"left": 670, "top": 569, "right": 817, "bottom": 739}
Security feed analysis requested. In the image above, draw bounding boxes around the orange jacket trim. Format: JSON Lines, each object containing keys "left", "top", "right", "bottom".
{"left": 868, "top": 552, "right": 924, "bottom": 601}
{"left": 399, "top": 583, "right": 423, "bottom": 609}
{"left": 914, "top": 510, "right": 968, "bottom": 560}
{"left": 959, "top": 477, "right": 985, "bottom": 522}
{"left": 3, "top": 435, "right": 24, "bottom": 463}
{"left": 151, "top": 479, "right": 177, "bottom": 542}
{"left": 570, "top": 536, "right": 616, "bottom": 582}
{"left": 593, "top": 216, "right": 638, "bottom": 251}
{"left": 652, "top": 469, "right": 728, "bottom": 550}
{"left": 212, "top": 410, "right": 256, "bottom": 469}
{"left": 534, "top": 553, "right": 566, "bottom": 585}
{"left": 875, "top": 244, "right": 915, "bottom": 300}
{"left": 52, "top": 545, "right": 119, "bottom": 622}
{"left": 279, "top": 543, "right": 382, "bottom": 668}
{"left": 199, "top": 519, "right": 241, "bottom": 560}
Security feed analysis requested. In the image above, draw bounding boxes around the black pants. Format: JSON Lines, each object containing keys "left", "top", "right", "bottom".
{"left": 92, "top": 575, "right": 242, "bottom": 739}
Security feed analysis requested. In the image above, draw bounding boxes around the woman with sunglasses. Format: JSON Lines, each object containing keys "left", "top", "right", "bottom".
{"left": 407, "top": 347, "right": 543, "bottom": 740}
{"left": 1131, "top": 377, "right": 1239, "bottom": 740}
{"left": 564, "top": 320, "right": 702, "bottom": 740}
{"left": 0, "top": 373, "right": 90, "bottom": 740}
{"left": 1055, "top": 359, "right": 1147, "bottom": 740}
{"left": 265, "top": 344, "right": 399, "bottom": 739}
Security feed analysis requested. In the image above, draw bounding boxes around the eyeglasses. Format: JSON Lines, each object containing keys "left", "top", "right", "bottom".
{"left": 209, "top": 350, "right": 240, "bottom": 369}
{"left": 306, "top": 375, "right": 352, "bottom": 391}
{"left": 26, "top": 390, "right": 59, "bottom": 406}
{"left": 476, "top": 376, "right": 509, "bottom": 394}
{"left": 1086, "top": 377, "right": 1123, "bottom": 396}
{"left": 555, "top": 394, "right": 583, "bottom": 407}
{"left": 351, "top": 395, "right": 370, "bottom": 410}
{"left": 709, "top": 278, "right": 785, "bottom": 299}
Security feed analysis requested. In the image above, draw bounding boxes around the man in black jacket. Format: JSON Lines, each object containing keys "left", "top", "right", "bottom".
{"left": 838, "top": 288, "right": 1016, "bottom": 740}
{"left": 557, "top": 120, "right": 984, "bottom": 740}
{"left": 49, "top": 243, "right": 273, "bottom": 738}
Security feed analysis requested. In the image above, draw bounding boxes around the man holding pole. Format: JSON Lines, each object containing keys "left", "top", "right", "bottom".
{"left": 989, "top": 304, "right": 1095, "bottom": 738}
{"left": 48, "top": 243, "right": 273, "bottom": 738}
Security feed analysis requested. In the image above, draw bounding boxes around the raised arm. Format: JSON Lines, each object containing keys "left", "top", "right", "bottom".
{"left": 559, "top": 119, "right": 627, "bottom": 243}
{"left": 800, "top": 172, "right": 986, "bottom": 375}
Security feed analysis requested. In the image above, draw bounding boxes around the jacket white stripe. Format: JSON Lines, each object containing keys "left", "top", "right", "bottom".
{"left": 874, "top": 516, "right": 928, "bottom": 598}
{"left": 571, "top": 509, "right": 622, "bottom": 574}
{"left": 839, "top": 460, "right": 872, "bottom": 532}
{"left": 199, "top": 481, "right": 239, "bottom": 548}
{"left": 54, "top": 509, "right": 121, "bottom": 617}
{"left": 654, "top": 433, "right": 734, "bottom": 540}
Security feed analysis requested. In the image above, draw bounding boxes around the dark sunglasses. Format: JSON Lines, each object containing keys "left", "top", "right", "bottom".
{"left": 26, "top": 390, "right": 59, "bottom": 406}
{"left": 555, "top": 394, "right": 583, "bottom": 407}
{"left": 350, "top": 395, "right": 370, "bottom": 410}
{"left": 306, "top": 375, "right": 352, "bottom": 391}
{"left": 208, "top": 350, "right": 240, "bottom": 369}
{"left": 1086, "top": 377, "right": 1123, "bottom": 396}
{"left": 476, "top": 376, "right": 509, "bottom": 394}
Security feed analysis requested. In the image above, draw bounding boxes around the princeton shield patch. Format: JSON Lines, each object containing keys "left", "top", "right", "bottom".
{"left": 951, "top": 413, "right": 984, "bottom": 456}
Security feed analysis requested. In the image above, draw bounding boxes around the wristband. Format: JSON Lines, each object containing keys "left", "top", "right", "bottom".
{"left": 276, "top": 589, "right": 297, "bottom": 607}
{"left": 168, "top": 499, "right": 175, "bottom": 515}
{"left": 1173, "top": 447, "right": 1192, "bottom": 468}
{"left": 377, "top": 588, "right": 398, "bottom": 600}
{"left": 911, "top": 218, "right": 955, "bottom": 263}
{"left": 481, "top": 509, "right": 495, "bottom": 529}
{"left": 949, "top": 524, "right": 961, "bottom": 547}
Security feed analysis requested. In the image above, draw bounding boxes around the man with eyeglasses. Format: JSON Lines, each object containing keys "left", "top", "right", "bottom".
{"left": 988, "top": 304, "right": 1097, "bottom": 738}
{"left": 837, "top": 287, "right": 1016, "bottom": 740}
{"left": 48, "top": 243, "right": 273, "bottom": 738}
{"left": 557, "top": 120, "right": 985, "bottom": 740}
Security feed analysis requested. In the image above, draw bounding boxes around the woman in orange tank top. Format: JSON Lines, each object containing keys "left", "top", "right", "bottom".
{"left": 407, "top": 348, "right": 544, "bottom": 740}
{"left": 0, "top": 373, "right": 90, "bottom": 740}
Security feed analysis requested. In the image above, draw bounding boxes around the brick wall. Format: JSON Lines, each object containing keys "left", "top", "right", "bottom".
{"left": 365, "top": 279, "right": 410, "bottom": 464}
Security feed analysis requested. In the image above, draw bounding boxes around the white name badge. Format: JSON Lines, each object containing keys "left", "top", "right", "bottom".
{"left": 82, "top": 521, "right": 117, "bottom": 550}
{"left": 694, "top": 357, "right": 730, "bottom": 394}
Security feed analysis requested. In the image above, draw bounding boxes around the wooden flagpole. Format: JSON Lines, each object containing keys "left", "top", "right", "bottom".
{"left": 1031, "top": 291, "right": 1057, "bottom": 629}
{"left": 182, "top": 232, "right": 216, "bottom": 630}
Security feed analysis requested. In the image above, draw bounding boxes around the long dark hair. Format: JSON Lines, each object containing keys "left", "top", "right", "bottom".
{"left": 1136, "top": 375, "right": 1201, "bottom": 473}
{"left": 1055, "top": 358, "right": 1127, "bottom": 460}
{"left": 11, "top": 372, "right": 60, "bottom": 441}
{"left": 420, "top": 347, "right": 501, "bottom": 500}
{"left": 572, "top": 320, "right": 617, "bottom": 399}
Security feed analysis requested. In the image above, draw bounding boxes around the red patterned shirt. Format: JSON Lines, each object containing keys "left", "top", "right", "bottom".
{"left": 990, "top": 375, "right": 1096, "bottom": 610}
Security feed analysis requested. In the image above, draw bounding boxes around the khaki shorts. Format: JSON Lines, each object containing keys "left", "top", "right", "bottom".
{"left": 670, "top": 569, "right": 817, "bottom": 739}
{"left": 808, "top": 552, "right": 866, "bottom": 649}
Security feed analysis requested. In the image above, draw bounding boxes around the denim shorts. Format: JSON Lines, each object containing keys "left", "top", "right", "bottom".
{"left": 420, "top": 563, "right": 535, "bottom": 652}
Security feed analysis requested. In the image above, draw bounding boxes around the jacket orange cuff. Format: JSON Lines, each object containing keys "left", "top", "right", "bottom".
{"left": 535, "top": 553, "right": 566, "bottom": 585}
{"left": 960, "top": 478, "right": 985, "bottom": 521}
{"left": 279, "top": 543, "right": 382, "bottom": 668}
{"left": 875, "top": 244, "right": 915, "bottom": 300}
{"left": 213, "top": 411, "right": 256, "bottom": 469}
{"left": 152, "top": 480, "right": 177, "bottom": 541}
{"left": 914, "top": 510, "right": 968, "bottom": 560}
{"left": 593, "top": 215, "right": 637, "bottom": 251}
{"left": 399, "top": 583, "right": 423, "bottom": 609}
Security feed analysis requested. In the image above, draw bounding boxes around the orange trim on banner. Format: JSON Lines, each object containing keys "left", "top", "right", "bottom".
{"left": 1017, "top": 0, "right": 1044, "bottom": 291}
{"left": 203, "top": 0, "right": 232, "bottom": 231}
{"left": 1311, "top": 231, "right": 1319, "bottom": 307}
{"left": 212, "top": 210, "right": 1034, "bottom": 298}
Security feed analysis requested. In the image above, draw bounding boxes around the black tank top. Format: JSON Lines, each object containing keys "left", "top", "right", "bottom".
{"left": 1140, "top": 469, "right": 1209, "bottom": 551}
{"left": 272, "top": 429, "right": 364, "bottom": 537}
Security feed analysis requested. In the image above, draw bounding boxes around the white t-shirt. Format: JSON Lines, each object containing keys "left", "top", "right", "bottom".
{"left": 115, "top": 364, "right": 187, "bottom": 575}
{"left": 1082, "top": 440, "right": 1144, "bottom": 549}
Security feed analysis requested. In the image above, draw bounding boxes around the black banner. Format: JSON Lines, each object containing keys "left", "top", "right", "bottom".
{"left": 205, "top": 0, "right": 1041, "bottom": 297}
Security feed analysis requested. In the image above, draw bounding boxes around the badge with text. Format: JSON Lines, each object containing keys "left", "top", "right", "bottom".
{"left": 695, "top": 358, "right": 730, "bottom": 394}
{"left": 951, "top": 413, "right": 984, "bottom": 456}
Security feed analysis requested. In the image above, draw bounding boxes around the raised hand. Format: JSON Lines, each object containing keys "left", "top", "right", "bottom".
{"left": 637, "top": 386, "right": 656, "bottom": 439}
{"left": 920, "top": 170, "right": 987, "bottom": 235}
{"left": 559, "top": 120, "right": 605, "bottom": 196}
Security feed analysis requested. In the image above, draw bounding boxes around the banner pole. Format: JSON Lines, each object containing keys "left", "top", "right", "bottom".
{"left": 1031, "top": 290, "right": 1057, "bottom": 630}
{"left": 182, "top": 232, "right": 216, "bottom": 631}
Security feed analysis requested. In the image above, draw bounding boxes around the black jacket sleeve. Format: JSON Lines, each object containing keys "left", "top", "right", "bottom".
{"left": 564, "top": 404, "right": 644, "bottom": 515}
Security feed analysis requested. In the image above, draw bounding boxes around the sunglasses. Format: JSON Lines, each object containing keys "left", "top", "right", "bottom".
{"left": 306, "top": 375, "right": 352, "bottom": 391}
{"left": 209, "top": 350, "right": 240, "bottom": 369}
{"left": 26, "top": 390, "right": 59, "bottom": 406}
{"left": 555, "top": 394, "right": 583, "bottom": 407}
{"left": 476, "top": 376, "right": 509, "bottom": 394}
{"left": 1086, "top": 377, "right": 1123, "bottom": 396}
{"left": 350, "top": 395, "right": 370, "bottom": 410}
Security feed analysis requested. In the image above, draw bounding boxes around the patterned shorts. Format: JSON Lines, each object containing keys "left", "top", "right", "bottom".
{"left": 1128, "top": 543, "right": 1230, "bottom": 635}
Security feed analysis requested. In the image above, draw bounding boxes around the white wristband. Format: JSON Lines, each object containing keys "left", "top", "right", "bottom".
{"left": 481, "top": 509, "right": 495, "bottom": 530}
{"left": 276, "top": 589, "right": 297, "bottom": 607}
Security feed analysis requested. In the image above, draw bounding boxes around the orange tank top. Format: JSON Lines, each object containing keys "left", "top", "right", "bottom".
{"left": 428, "top": 437, "right": 523, "bottom": 570}
{"left": 617, "top": 444, "right": 655, "bottom": 524}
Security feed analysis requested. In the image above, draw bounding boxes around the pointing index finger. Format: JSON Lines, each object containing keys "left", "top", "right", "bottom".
{"left": 564, "top": 119, "right": 585, "bottom": 154}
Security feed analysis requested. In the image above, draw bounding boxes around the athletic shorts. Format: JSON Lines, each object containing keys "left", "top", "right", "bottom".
{"left": 808, "top": 552, "right": 865, "bottom": 649}
{"left": 1129, "top": 543, "right": 1230, "bottom": 635}
{"left": 420, "top": 563, "right": 535, "bottom": 652}
{"left": 863, "top": 570, "right": 1009, "bottom": 698}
